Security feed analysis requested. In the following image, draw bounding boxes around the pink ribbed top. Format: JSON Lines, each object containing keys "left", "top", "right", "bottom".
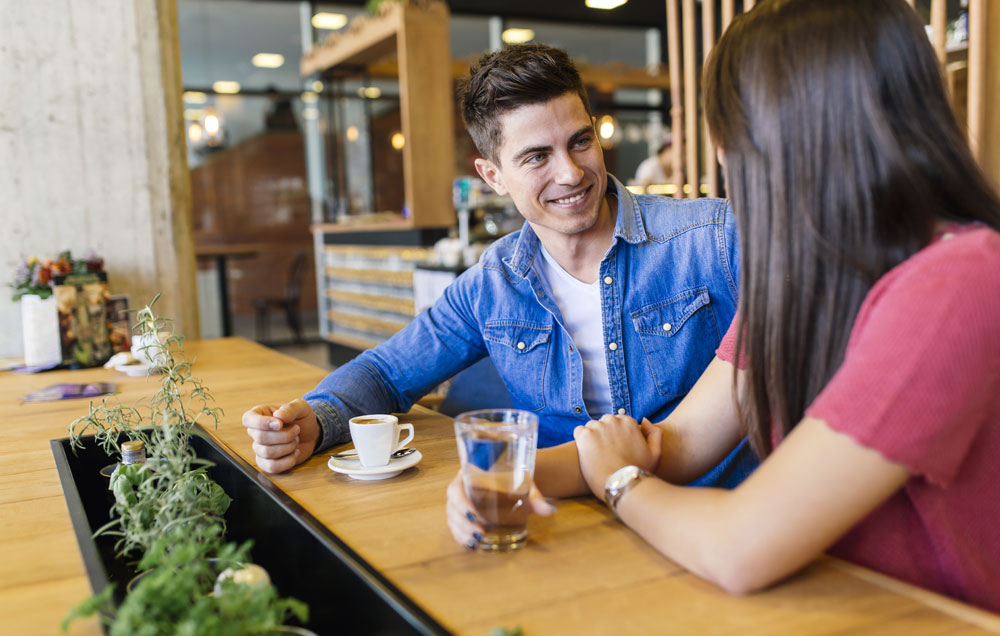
{"left": 717, "top": 225, "right": 1000, "bottom": 612}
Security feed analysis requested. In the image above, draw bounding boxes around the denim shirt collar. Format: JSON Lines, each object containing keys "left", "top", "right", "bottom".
{"left": 502, "top": 174, "right": 647, "bottom": 279}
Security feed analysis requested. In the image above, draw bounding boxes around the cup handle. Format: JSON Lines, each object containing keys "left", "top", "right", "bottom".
{"left": 397, "top": 423, "right": 414, "bottom": 450}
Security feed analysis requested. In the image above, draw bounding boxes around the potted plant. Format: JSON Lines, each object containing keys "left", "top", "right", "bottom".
{"left": 63, "top": 297, "right": 310, "bottom": 634}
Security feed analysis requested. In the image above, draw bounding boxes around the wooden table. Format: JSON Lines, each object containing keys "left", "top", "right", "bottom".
{"left": 3, "top": 339, "right": 999, "bottom": 635}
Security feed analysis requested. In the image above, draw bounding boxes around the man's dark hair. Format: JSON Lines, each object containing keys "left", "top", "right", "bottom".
{"left": 459, "top": 43, "right": 592, "bottom": 163}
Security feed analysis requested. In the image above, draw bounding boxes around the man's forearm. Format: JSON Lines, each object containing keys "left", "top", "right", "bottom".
{"left": 534, "top": 442, "right": 590, "bottom": 498}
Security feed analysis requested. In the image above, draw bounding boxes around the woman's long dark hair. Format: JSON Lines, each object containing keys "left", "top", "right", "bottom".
{"left": 703, "top": 0, "right": 1000, "bottom": 456}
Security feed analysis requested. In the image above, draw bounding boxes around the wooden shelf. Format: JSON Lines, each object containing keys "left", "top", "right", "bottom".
{"left": 324, "top": 332, "right": 383, "bottom": 351}
{"left": 310, "top": 216, "right": 414, "bottom": 235}
{"left": 327, "top": 289, "right": 416, "bottom": 316}
{"left": 328, "top": 310, "right": 408, "bottom": 337}
{"left": 301, "top": 1, "right": 455, "bottom": 231}
{"left": 325, "top": 267, "right": 414, "bottom": 286}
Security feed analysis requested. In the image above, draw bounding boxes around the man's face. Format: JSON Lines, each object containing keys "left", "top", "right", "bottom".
{"left": 474, "top": 92, "right": 608, "bottom": 241}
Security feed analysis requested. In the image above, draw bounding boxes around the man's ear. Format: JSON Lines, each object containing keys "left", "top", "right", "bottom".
{"left": 474, "top": 157, "right": 508, "bottom": 196}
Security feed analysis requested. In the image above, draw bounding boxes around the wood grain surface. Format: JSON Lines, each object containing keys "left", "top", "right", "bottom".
{"left": 2, "top": 338, "right": 998, "bottom": 635}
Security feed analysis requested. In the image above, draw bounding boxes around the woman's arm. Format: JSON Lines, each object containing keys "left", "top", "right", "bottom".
{"left": 532, "top": 355, "right": 746, "bottom": 496}
{"left": 578, "top": 414, "right": 910, "bottom": 594}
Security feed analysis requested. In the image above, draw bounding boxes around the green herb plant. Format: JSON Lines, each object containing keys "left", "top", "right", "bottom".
{"left": 63, "top": 297, "right": 309, "bottom": 634}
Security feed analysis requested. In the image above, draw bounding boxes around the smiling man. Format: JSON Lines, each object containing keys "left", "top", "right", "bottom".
{"left": 242, "top": 44, "right": 756, "bottom": 488}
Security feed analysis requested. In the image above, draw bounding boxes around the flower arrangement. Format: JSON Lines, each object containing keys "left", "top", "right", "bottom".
{"left": 11, "top": 251, "right": 104, "bottom": 301}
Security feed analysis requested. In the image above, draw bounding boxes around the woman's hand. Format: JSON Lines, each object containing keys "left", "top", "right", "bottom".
{"left": 574, "top": 415, "right": 662, "bottom": 499}
{"left": 445, "top": 471, "right": 555, "bottom": 549}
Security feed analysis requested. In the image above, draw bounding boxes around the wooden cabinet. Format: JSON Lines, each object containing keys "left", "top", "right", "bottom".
{"left": 302, "top": 1, "right": 455, "bottom": 231}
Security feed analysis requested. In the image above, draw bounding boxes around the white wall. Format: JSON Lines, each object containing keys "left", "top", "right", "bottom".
{"left": 0, "top": 0, "right": 198, "bottom": 357}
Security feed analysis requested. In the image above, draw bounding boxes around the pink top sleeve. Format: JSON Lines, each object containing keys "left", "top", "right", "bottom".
{"left": 806, "top": 230, "right": 1000, "bottom": 487}
{"left": 716, "top": 314, "right": 742, "bottom": 368}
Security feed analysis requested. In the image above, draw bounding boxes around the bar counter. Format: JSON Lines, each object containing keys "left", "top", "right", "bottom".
{"left": 3, "top": 338, "right": 999, "bottom": 635}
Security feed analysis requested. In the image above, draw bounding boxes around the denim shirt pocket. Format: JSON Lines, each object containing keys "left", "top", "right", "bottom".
{"left": 631, "top": 286, "right": 720, "bottom": 397}
{"left": 483, "top": 320, "right": 551, "bottom": 411}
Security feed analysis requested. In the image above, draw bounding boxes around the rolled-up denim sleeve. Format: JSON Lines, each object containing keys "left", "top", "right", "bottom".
{"left": 304, "top": 265, "right": 490, "bottom": 453}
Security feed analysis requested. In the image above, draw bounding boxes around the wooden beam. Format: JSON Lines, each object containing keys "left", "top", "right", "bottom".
{"left": 968, "top": 0, "right": 986, "bottom": 161}
{"left": 666, "top": 0, "right": 684, "bottom": 198}
{"left": 702, "top": 0, "right": 719, "bottom": 197}
{"left": 931, "top": 0, "right": 947, "bottom": 67}
{"left": 722, "top": 0, "right": 735, "bottom": 33}
{"left": 683, "top": 0, "right": 698, "bottom": 198}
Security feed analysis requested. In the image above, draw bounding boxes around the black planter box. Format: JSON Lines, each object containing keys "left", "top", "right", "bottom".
{"left": 51, "top": 429, "right": 449, "bottom": 636}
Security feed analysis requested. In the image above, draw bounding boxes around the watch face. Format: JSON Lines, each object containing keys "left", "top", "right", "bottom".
{"left": 609, "top": 465, "right": 640, "bottom": 491}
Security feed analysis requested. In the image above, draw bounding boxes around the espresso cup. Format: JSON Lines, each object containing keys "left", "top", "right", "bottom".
{"left": 348, "top": 414, "right": 415, "bottom": 467}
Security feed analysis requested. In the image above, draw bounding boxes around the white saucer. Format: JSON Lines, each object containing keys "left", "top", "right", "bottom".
{"left": 327, "top": 449, "right": 422, "bottom": 480}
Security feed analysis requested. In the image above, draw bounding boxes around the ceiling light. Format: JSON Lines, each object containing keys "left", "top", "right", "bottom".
{"left": 252, "top": 53, "right": 284, "bottom": 69}
{"left": 391, "top": 132, "right": 405, "bottom": 150}
{"left": 598, "top": 115, "right": 616, "bottom": 140}
{"left": 312, "top": 80, "right": 324, "bottom": 92}
{"left": 346, "top": 126, "right": 359, "bottom": 142}
{"left": 302, "top": 107, "right": 318, "bottom": 121}
{"left": 312, "top": 12, "right": 348, "bottom": 30}
{"left": 501, "top": 28, "right": 534, "bottom": 44}
{"left": 204, "top": 112, "right": 221, "bottom": 135}
{"left": 586, "top": 0, "right": 628, "bottom": 9}
{"left": 187, "top": 122, "right": 204, "bottom": 143}
{"left": 183, "top": 91, "right": 207, "bottom": 104}
{"left": 213, "top": 81, "right": 240, "bottom": 94}
{"left": 301, "top": 91, "right": 318, "bottom": 103}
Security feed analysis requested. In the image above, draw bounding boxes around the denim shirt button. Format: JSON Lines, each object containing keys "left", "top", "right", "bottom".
{"left": 517, "top": 341, "right": 526, "bottom": 350}
{"left": 608, "top": 342, "right": 618, "bottom": 351}
{"left": 574, "top": 406, "right": 583, "bottom": 414}
{"left": 569, "top": 344, "right": 574, "bottom": 351}
{"left": 603, "top": 276, "right": 613, "bottom": 285}
{"left": 662, "top": 322, "right": 672, "bottom": 331}
{"left": 617, "top": 408, "right": 626, "bottom": 415}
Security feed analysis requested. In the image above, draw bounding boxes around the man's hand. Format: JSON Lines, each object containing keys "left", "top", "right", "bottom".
{"left": 242, "top": 399, "right": 320, "bottom": 473}
{"left": 574, "top": 415, "right": 662, "bottom": 499}
{"left": 445, "top": 471, "right": 555, "bottom": 549}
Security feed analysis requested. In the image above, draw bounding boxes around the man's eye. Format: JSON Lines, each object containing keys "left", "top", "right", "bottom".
{"left": 574, "top": 137, "right": 592, "bottom": 148}
{"left": 528, "top": 154, "right": 546, "bottom": 163}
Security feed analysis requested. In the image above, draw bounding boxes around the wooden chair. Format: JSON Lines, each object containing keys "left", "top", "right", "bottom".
{"left": 254, "top": 252, "right": 308, "bottom": 344}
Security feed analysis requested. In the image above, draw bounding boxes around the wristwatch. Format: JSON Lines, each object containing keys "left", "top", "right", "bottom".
{"left": 604, "top": 465, "right": 650, "bottom": 516}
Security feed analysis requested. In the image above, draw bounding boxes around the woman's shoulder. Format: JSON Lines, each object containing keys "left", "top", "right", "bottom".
{"left": 871, "top": 224, "right": 1000, "bottom": 303}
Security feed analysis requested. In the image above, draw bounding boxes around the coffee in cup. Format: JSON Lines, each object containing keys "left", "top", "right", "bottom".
{"left": 348, "top": 414, "right": 414, "bottom": 468}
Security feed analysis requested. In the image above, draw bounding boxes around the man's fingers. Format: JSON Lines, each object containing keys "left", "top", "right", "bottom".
{"left": 254, "top": 449, "right": 299, "bottom": 474}
{"left": 246, "top": 426, "right": 300, "bottom": 445}
{"left": 242, "top": 406, "right": 283, "bottom": 431}
{"left": 253, "top": 440, "right": 299, "bottom": 460}
{"left": 273, "top": 399, "right": 309, "bottom": 422}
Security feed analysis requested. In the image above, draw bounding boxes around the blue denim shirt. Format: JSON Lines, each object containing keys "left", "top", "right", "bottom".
{"left": 306, "top": 176, "right": 745, "bottom": 459}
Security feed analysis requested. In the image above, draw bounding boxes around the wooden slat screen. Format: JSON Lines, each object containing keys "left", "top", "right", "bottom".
{"left": 664, "top": 0, "right": 996, "bottom": 200}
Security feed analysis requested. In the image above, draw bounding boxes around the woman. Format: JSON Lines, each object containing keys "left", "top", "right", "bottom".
{"left": 446, "top": 0, "right": 1000, "bottom": 611}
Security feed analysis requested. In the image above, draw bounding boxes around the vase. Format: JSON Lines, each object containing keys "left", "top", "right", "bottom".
{"left": 20, "top": 294, "right": 62, "bottom": 367}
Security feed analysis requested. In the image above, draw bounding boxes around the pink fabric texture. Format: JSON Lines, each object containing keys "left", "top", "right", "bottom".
{"left": 717, "top": 225, "right": 1000, "bottom": 612}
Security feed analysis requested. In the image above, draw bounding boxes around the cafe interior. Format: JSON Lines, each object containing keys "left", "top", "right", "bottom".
{"left": 3, "top": 0, "right": 1000, "bottom": 634}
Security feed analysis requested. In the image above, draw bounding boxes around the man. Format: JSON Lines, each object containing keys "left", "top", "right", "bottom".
{"left": 633, "top": 134, "right": 675, "bottom": 190}
{"left": 243, "top": 44, "right": 754, "bottom": 487}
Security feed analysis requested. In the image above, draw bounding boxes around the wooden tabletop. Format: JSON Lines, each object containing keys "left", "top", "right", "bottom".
{"left": 3, "top": 338, "right": 999, "bottom": 635}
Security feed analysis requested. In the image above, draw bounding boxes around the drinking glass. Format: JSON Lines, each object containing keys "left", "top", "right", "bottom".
{"left": 454, "top": 409, "right": 538, "bottom": 551}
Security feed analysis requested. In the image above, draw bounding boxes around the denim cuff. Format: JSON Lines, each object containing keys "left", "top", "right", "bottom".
{"left": 306, "top": 399, "right": 349, "bottom": 454}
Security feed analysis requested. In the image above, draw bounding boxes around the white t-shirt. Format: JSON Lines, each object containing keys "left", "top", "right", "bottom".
{"left": 536, "top": 244, "right": 613, "bottom": 418}
{"left": 633, "top": 154, "right": 670, "bottom": 185}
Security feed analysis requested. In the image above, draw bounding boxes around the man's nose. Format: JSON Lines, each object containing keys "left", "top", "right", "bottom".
{"left": 553, "top": 152, "right": 584, "bottom": 185}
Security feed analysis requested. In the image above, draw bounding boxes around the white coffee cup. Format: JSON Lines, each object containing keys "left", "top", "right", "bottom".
{"left": 348, "top": 414, "right": 414, "bottom": 468}
{"left": 132, "top": 331, "right": 170, "bottom": 367}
